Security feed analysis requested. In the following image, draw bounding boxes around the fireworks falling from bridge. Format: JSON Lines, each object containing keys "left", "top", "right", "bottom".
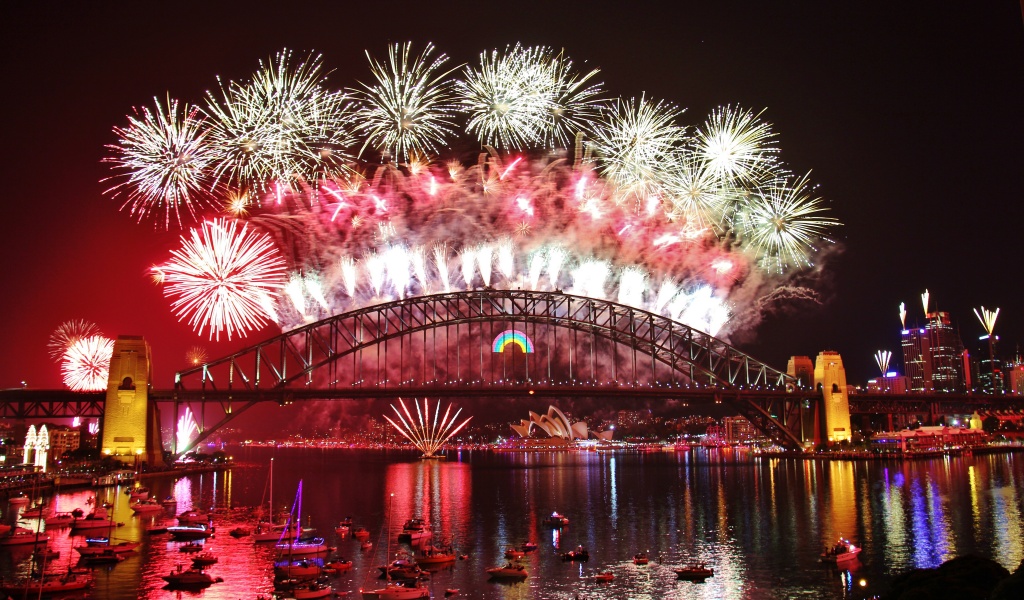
{"left": 383, "top": 398, "right": 472, "bottom": 458}
{"left": 97, "top": 43, "right": 841, "bottom": 349}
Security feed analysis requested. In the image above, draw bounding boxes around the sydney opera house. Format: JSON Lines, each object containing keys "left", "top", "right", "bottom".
{"left": 511, "top": 406, "right": 614, "bottom": 441}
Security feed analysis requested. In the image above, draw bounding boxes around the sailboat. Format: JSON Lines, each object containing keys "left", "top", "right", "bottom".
{"left": 360, "top": 493, "right": 429, "bottom": 600}
{"left": 254, "top": 458, "right": 308, "bottom": 543}
{"left": 274, "top": 480, "right": 327, "bottom": 558}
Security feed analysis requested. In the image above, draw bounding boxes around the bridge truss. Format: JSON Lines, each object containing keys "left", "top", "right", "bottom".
{"left": 170, "top": 290, "right": 806, "bottom": 452}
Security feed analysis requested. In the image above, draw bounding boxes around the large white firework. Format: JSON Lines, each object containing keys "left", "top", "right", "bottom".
{"left": 203, "top": 50, "right": 353, "bottom": 195}
{"left": 459, "top": 44, "right": 551, "bottom": 149}
{"left": 352, "top": 42, "right": 460, "bottom": 161}
{"left": 693, "top": 105, "right": 779, "bottom": 185}
{"left": 105, "top": 97, "right": 217, "bottom": 229}
{"left": 48, "top": 319, "right": 100, "bottom": 363}
{"left": 61, "top": 335, "right": 114, "bottom": 392}
{"left": 383, "top": 398, "right": 472, "bottom": 457}
{"left": 588, "top": 95, "right": 687, "bottom": 199}
{"left": 737, "top": 173, "right": 839, "bottom": 273}
{"left": 161, "top": 218, "right": 288, "bottom": 340}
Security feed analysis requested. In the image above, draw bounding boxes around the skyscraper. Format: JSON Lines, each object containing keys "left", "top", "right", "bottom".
{"left": 900, "top": 311, "right": 967, "bottom": 392}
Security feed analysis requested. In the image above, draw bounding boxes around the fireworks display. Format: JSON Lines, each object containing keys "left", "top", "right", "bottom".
{"left": 102, "top": 43, "right": 841, "bottom": 346}
{"left": 874, "top": 350, "right": 892, "bottom": 375}
{"left": 177, "top": 407, "right": 199, "bottom": 450}
{"left": 186, "top": 346, "right": 209, "bottom": 366}
{"left": 974, "top": 306, "right": 999, "bottom": 336}
{"left": 160, "top": 218, "right": 287, "bottom": 341}
{"left": 61, "top": 335, "right": 114, "bottom": 391}
{"left": 383, "top": 398, "right": 472, "bottom": 457}
{"left": 48, "top": 319, "right": 100, "bottom": 362}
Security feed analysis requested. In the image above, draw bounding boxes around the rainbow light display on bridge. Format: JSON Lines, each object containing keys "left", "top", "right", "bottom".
{"left": 492, "top": 329, "right": 535, "bottom": 353}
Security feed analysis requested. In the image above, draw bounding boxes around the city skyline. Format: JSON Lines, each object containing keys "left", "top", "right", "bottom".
{"left": 2, "top": 3, "right": 1022, "bottom": 391}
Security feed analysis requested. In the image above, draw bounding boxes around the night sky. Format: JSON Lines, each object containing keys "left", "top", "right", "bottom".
{"left": 2, "top": 2, "right": 1023, "bottom": 395}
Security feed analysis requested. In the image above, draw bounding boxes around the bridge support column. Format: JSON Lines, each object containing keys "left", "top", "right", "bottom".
{"left": 101, "top": 336, "right": 165, "bottom": 468}
{"left": 814, "top": 351, "right": 852, "bottom": 445}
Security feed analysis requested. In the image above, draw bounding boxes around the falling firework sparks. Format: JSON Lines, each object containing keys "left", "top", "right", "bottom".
{"left": 48, "top": 320, "right": 100, "bottom": 362}
{"left": 874, "top": 350, "right": 892, "bottom": 375}
{"left": 383, "top": 398, "right": 472, "bottom": 457}
{"left": 61, "top": 336, "right": 114, "bottom": 392}
{"left": 160, "top": 218, "right": 287, "bottom": 340}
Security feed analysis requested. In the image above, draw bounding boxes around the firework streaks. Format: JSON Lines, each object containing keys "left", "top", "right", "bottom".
{"left": 177, "top": 407, "right": 199, "bottom": 450}
{"left": 48, "top": 320, "right": 100, "bottom": 362}
{"left": 383, "top": 398, "right": 472, "bottom": 457}
{"left": 974, "top": 306, "right": 999, "bottom": 335}
{"left": 186, "top": 346, "right": 209, "bottom": 366}
{"left": 160, "top": 218, "right": 287, "bottom": 340}
{"left": 105, "top": 97, "right": 218, "bottom": 229}
{"left": 353, "top": 42, "right": 460, "bottom": 161}
{"left": 61, "top": 336, "right": 114, "bottom": 392}
{"left": 874, "top": 350, "right": 892, "bottom": 375}
{"left": 102, "top": 44, "right": 842, "bottom": 345}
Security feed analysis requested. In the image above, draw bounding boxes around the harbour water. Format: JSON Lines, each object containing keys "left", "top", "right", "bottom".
{"left": 2, "top": 447, "right": 1022, "bottom": 599}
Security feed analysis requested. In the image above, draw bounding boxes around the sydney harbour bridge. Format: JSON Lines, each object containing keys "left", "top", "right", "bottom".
{"left": 2, "top": 290, "right": 1022, "bottom": 460}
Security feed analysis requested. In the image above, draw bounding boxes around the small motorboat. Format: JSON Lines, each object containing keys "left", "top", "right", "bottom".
{"left": 504, "top": 547, "right": 525, "bottom": 559}
{"left": 32, "top": 547, "right": 61, "bottom": 561}
{"left": 289, "top": 582, "right": 332, "bottom": 599}
{"left": 179, "top": 542, "right": 204, "bottom": 553}
{"left": 162, "top": 565, "right": 222, "bottom": 588}
{"left": 486, "top": 562, "right": 528, "bottom": 579}
{"left": 521, "top": 541, "right": 538, "bottom": 552}
{"left": 130, "top": 499, "right": 163, "bottom": 513}
{"left": 633, "top": 552, "right": 649, "bottom": 565}
{"left": 229, "top": 527, "right": 250, "bottom": 538}
{"left": 360, "top": 539, "right": 373, "bottom": 550}
{"left": 675, "top": 564, "right": 714, "bottom": 581}
{"left": 595, "top": 571, "right": 614, "bottom": 582}
{"left": 324, "top": 558, "right": 353, "bottom": 573}
{"left": 560, "top": 545, "right": 589, "bottom": 562}
{"left": 176, "top": 510, "right": 210, "bottom": 525}
{"left": 444, "top": 589, "right": 460, "bottom": 597}
{"left": 353, "top": 527, "right": 371, "bottom": 540}
{"left": 79, "top": 548, "right": 126, "bottom": 565}
{"left": 167, "top": 524, "right": 213, "bottom": 540}
{"left": 44, "top": 512, "right": 76, "bottom": 527}
{"left": 820, "top": 537, "right": 862, "bottom": 564}
{"left": 75, "top": 539, "right": 140, "bottom": 556}
{"left": 542, "top": 511, "right": 570, "bottom": 528}
{"left": 191, "top": 552, "right": 218, "bottom": 567}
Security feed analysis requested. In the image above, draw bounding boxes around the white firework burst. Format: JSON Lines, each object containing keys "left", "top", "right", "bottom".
{"left": 589, "top": 95, "right": 687, "bottom": 198}
{"left": 48, "top": 319, "right": 100, "bottom": 363}
{"left": 105, "top": 96, "right": 217, "bottom": 229}
{"left": 61, "top": 335, "right": 114, "bottom": 392}
{"left": 694, "top": 105, "right": 779, "bottom": 185}
{"left": 353, "top": 42, "right": 460, "bottom": 161}
{"left": 738, "top": 173, "right": 840, "bottom": 273}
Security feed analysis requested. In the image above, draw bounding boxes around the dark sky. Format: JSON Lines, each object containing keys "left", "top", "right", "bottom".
{"left": 2, "top": 1, "right": 1023, "bottom": 392}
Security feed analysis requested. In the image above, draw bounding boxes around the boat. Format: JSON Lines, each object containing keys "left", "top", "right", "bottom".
{"left": 167, "top": 524, "right": 213, "bottom": 540}
{"left": 416, "top": 544, "right": 457, "bottom": 566}
{"left": 161, "top": 565, "right": 222, "bottom": 588}
{"left": 820, "top": 537, "right": 862, "bottom": 564}
{"left": 0, "top": 573, "right": 90, "bottom": 594}
{"left": 32, "top": 547, "right": 60, "bottom": 561}
{"left": 79, "top": 548, "right": 127, "bottom": 565}
{"left": 675, "top": 564, "right": 714, "bottom": 580}
{"left": 543, "top": 511, "right": 570, "bottom": 528}
{"left": 145, "top": 524, "right": 169, "bottom": 534}
{"left": 361, "top": 494, "right": 429, "bottom": 600}
{"left": 71, "top": 507, "right": 122, "bottom": 531}
{"left": 275, "top": 558, "right": 321, "bottom": 578}
{"left": 353, "top": 526, "right": 371, "bottom": 540}
{"left": 177, "top": 509, "right": 210, "bottom": 524}
{"left": 20, "top": 503, "right": 48, "bottom": 517}
{"left": 75, "top": 539, "right": 140, "bottom": 556}
{"left": 161, "top": 496, "right": 178, "bottom": 508}
{"left": 191, "top": 552, "right": 218, "bottom": 567}
{"left": 335, "top": 517, "right": 353, "bottom": 537}
{"left": 521, "top": 541, "right": 538, "bottom": 552}
{"left": 633, "top": 552, "right": 649, "bottom": 565}
{"left": 379, "top": 551, "right": 424, "bottom": 580}
{"left": 229, "top": 526, "right": 251, "bottom": 538}
{"left": 179, "top": 541, "right": 204, "bottom": 553}
{"left": 595, "top": 571, "right": 615, "bottom": 582}
{"left": 0, "top": 529, "right": 49, "bottom": 546}
{"left": 130, "top": 498, "right": 164, "bottom": 513}
{"left": 44, "top": 512, "right": 77, "bottom": 527}
{"left": 560, "top": 545, "right": 589, "bottom": 561}
{"left": 128, "top": 486, "right": 150, "bottom": 500}
{"left": 486, "top": 562, "right": 528, "bottom": 579}
{"left": 504, "top": 547, "right": 525, "bottom": 559}
{"left": 290, "top": 582, "right": 333, "bottom": 599}
{"left": 397, "top": 518, "right": 431, "bottom": 543}
{"left": 361, "top": 539, "right": 373, "bottom": 550}
{"left": 444, "top": 590, "right": 460, "bottom": 597}
{"left": 325, "top": 558, "right": 354, "bottom": 573}
{"left": 276, "top": 480, "right": 330, "bottom": 558}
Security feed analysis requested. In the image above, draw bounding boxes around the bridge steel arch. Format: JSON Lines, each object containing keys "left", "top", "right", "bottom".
{"left": 170, "top": 289, "right": 805, "bottom": 453}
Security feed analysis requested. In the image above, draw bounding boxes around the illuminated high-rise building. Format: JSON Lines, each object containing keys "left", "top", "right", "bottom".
{"left": 900, "top": 311, "right": 967, "bottom": 392}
